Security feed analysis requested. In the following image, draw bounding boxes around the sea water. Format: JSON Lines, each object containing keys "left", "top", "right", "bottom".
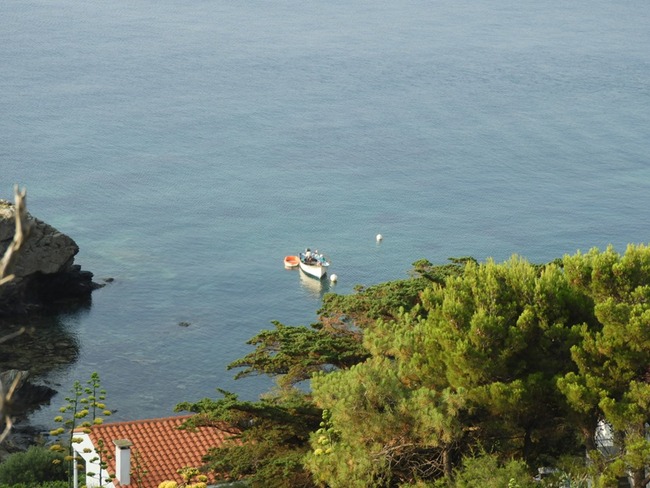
{"left": 1, "top": 0, "right": 649, "bottom": 429}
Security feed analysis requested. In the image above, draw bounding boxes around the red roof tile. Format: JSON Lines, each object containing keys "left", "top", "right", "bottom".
{"left": 85, "top": 414, "right": 239, "bottom": 488}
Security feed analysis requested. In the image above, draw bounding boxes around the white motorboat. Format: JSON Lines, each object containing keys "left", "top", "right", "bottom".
{"left": 299, "top": 249, "right": 330, "bottom": 279}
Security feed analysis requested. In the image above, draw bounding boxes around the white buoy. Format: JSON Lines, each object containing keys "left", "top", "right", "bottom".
{"left": 376, "top": 234, "right": 383, "bottom": 242}
{"left": 330, "top": 274, "right": 338, "bottom": 283}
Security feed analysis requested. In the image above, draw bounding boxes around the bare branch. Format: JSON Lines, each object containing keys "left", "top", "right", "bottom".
{"left": 0, "top": 184, "right": 31, "bottom": 282}
{"left": 0, "top": 185, "right": 31, "bottom": 444}
{"left": 0, "top": 326, "right": 26, "bottom": 345}
{"left": 0, "top": 372, "right": 24, "bottom": 444}
{"left": 0, "top": 416, "right": 12, "bottom": 445}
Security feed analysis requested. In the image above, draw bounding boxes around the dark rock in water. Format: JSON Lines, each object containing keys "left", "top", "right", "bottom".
{"left": 0, "top": 422, "right": 47, "bottom": 463}
{"left": 0, "top": 321, "right": 79, "bottom": 445}
{"left": 9, "top": 381, "right": 56, "bottom": 420}
{"left": 0, "top": 199, "right": 103, "bottom": 316}
{"left": 0, "top": 370, "right": 57, "bottom": 421}
{"left": 0, "top": 369, "right": 57, "bottom": 461}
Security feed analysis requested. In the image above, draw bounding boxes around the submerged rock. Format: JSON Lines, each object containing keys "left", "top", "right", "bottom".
{"left": 0, "top": 370, "right": 56, "bottom": 421}
{"left": 0, "top": 199, "right": 102, "bottom": 316}
{"left": 0, "top": 369, "right": 57, "bottom": 462}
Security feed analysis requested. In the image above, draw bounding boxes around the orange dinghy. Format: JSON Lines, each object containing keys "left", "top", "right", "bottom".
{"left": 284, "top": 255, "right": 300, "bottom": 268}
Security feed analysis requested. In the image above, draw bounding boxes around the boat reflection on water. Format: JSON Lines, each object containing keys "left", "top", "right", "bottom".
{"left": 299, "top": 268, "right": 331, "bottom": 298}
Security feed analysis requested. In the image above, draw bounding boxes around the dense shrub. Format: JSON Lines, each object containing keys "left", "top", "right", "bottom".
{"left": 453, "top": 452, "right": 537, "bottom": 488}
{"left": 0, "top": 446, "right": 67, "bottom": 484}
{"left": 0, "top": 483, "right": 67, "bottom": 488}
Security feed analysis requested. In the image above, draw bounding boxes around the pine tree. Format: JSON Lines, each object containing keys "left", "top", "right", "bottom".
{"left": 308, "top": 256, "right": 589, "bottom": 486}
{"left": 559, "top": 244, "right": 650, "bottom": 487}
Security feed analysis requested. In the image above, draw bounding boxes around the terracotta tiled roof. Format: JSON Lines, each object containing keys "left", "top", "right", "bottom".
{"left": 86, "top": 414, "right": 239, "bottom": 488}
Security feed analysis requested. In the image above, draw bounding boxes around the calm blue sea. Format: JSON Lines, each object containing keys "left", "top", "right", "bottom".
{"left": 2, "top": 0, "right": 649, "bottom": 429}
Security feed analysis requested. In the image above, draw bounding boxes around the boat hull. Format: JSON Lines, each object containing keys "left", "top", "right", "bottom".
{"left": 299, "top": 250, "right": 330, "bottom": 279}
{"left": 299, "top": 261, "right": 328, "bottom": 279}
{"left": 284, "top": 255, "right": 300, "bottom": 268}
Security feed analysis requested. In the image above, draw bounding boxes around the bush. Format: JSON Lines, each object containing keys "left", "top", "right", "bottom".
{"left": 0, "top": 483, "right": 68, "bottom": 488}
{"left": 453, "top": 452, "right": 537, "bottom": 488}
{"left": 0, "top": 446, "right": 67, "bottom": 484}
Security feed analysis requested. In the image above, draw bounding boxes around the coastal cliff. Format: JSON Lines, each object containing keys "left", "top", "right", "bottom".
{"left": 0, "top": 199, "right": 101, "bottom": 316}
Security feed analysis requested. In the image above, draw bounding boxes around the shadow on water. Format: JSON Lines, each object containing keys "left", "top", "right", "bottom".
{"left": 298, "top": 268, "right": 331, "bottom": 298}
{"left": 0, "top": 314, "right": 81, "bottom": 378}
{"left": 0, "top": 301, "right": 89, "bottom": 454}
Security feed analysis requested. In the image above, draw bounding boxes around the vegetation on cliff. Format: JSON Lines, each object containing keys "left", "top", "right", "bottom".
{"left": 178, "top": 245, "right": 650, "bottom": 487}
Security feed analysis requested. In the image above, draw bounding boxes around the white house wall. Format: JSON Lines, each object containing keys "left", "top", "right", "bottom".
{"left": 72, "top": 433, "right": 113, "bottom": 488}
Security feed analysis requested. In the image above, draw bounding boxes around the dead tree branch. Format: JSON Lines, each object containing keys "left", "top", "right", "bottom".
{"left": 0, "top": 185, "right": 30, "bottom": 285}
{"left": 0, "top": 185, "right": 31, "bottom": 443}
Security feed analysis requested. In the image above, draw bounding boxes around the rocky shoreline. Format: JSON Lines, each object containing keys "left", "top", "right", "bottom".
{"left": 1, "top": 198, "right": 103, "bottom": 459}
{"left": 0, "top": 198, "right": 103, "bottom": 316}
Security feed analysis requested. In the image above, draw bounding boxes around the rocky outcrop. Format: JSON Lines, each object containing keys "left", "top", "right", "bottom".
{"left": 0, "top": 199, "right": 102, "bottom": 316}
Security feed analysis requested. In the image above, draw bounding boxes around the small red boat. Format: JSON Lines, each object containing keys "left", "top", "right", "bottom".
{"left": 284, "top": 255, "right": 300, "bottom": 268}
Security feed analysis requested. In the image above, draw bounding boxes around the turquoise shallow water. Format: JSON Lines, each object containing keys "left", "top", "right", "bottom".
{"left": 2, "top": 0, "right": 650, "bottom": 428}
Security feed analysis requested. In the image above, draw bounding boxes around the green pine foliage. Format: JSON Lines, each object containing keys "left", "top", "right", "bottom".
{"left": 308, "top": 255, "right": 592, "bottom": 486}
{"left": 318, "top": 257, "right": 469, "bottom": 329}
{"left": 558, "top": 244, "right": 650, "bottom": 487}
{"left": 452, "top": 452, "right": 537, "bottom": 488}
{"left": 227, "top": 321, "right": 369, "bottom": 389}
{"left": 354, "top": 246, "right": 650, "bottom": 485}
{"left": 176, "top": 388, "right": 320, "bottom": 487}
